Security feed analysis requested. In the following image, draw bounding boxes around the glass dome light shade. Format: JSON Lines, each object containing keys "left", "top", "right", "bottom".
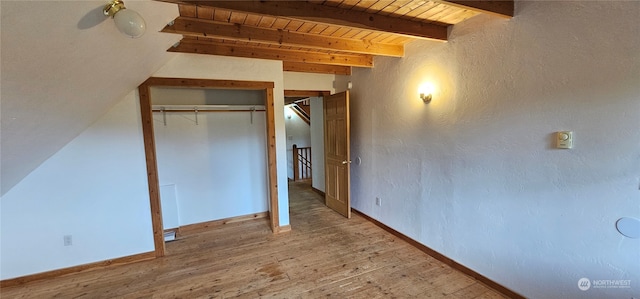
{"left": 113, "top": 9, "right": 146, "bottom": 38}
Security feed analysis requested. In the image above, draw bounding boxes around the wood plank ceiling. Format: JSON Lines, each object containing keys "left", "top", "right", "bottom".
{"left": 158, "top": 0, "right": 514, "bottom": 75}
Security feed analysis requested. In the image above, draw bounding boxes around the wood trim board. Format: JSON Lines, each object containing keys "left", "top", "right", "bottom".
{"left": 264, "top": 87, "right": 280, "bottom": 232}
{"left": 311, "top": 187, "right": 326, "bottom": 198}
{"left": 138, "top": 84, "right": 166, "bottom": 257}
{"left": 274, "top": 225, "right": 292, "bottom": 233}
{"left": 0, "top": 252, "right": 155, "bottom": 288}
{"left": 179, "top": 212, "right": 269, "bottom": 235}
{"left": 142, "top": 77, "right": 274, "bottom": 89}
{"left": 284, "top": 90, "right": 331, "bottom": 98}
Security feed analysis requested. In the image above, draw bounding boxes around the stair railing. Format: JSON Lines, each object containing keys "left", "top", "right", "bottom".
{"left": 292, "top": 145, "right": 312, "bottom": 181}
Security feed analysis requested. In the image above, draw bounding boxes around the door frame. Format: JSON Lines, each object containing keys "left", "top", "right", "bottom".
{"left": 283, "top": 90, "right": 330, "bottom": 187}
{"left": 139, "top": 77, "right": 279, "bottom": 257}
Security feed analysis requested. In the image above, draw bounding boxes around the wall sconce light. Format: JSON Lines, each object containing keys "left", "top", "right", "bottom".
{"left": 420, "top": 93, "right": 432, "bottom": 103}
{"left": 103, "top": 0, "right": 146, "bottom": 38}
{"left": 418, "top": 83, "right": 434, "bottom": 104}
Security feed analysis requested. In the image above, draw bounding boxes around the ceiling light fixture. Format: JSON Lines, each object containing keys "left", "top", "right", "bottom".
{"left": 103, "top": 0, "right": 146, "bottom": 38}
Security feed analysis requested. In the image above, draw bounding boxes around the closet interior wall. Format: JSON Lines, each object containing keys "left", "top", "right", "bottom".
{"left": 150, "top": 87, "right": 269, "bottom": 229}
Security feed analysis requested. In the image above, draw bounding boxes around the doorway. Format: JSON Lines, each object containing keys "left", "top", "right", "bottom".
{"left": 284, "top": 90, "right": 330, "bottom": 197}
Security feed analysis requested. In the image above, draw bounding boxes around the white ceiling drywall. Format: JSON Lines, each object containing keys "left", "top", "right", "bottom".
{"left": 1, "top": 1, "right": 181, "bottom": 194}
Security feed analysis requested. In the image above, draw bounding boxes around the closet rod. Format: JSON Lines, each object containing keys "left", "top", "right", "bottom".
{"left": 152, "top": 109, "right": 265, "bottom": 113}
{"left": 151, "top": 105, "right": 265, "bottom": 113}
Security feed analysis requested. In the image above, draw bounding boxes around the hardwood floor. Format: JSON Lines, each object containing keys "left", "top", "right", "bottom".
{"left": 1, "top": 181, "right": 507, "bottom": 298}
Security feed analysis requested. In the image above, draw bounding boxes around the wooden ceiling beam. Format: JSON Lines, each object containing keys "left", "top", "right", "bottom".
{"left": 438, "top": 0, "right": 514, "bottom": 18}
{"left": 163, "top": 17, "right": 405, "bottom": 57}
{"left": 157, "top": 0, "right": 448, "bottom": 41}
{"left": 169, "top": 40, "right": 374, "bottom": 67}
{"left": 283, "top": 62, "right": 351, "bottom": 76}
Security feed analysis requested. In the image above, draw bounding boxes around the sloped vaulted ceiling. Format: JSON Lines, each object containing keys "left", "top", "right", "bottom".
{"left": 1, "top": 1, "right": 181, "bottom": 195}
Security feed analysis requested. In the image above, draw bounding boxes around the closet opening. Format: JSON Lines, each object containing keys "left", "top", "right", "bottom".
{"left": 138, "top": 78, "right": 280, "bottom": 257}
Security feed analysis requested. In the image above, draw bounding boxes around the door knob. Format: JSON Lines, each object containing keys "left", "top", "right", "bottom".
{"left": 342, "top": 160, "right": 352, "bottom": 164}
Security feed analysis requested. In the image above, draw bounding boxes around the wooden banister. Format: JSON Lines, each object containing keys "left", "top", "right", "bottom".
{"left": 293, "top": 144, "right": 299, "bottom": 181}
{"left": 292, "top": 145, "right": 312, "bottom": 181}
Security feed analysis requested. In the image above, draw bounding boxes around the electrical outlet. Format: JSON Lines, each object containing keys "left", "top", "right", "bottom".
{"left": 63, "top": 235, "right": 72, "bottom": 246}
{"left": 375, "top": 197, "right": 381, "bottom": 206}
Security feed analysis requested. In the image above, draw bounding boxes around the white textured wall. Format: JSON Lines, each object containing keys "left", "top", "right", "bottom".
{"left": 349, "top": 1, "right": 639, "bottom": 298}
{"left": 285, "top": 107, "right": 312, "bottom": 179}
{"left": 1, "top": 1, "right": 179, "bottom": 195}
{"left": 282, "top": 71, "right": 351, "bottom": 94}
{"left": 151, "top": 88, "right": 265, "bottom": 106}
{"left": 310, "top": 97, "right": 325, "bottom": 192}
{"left": 154, "top": 112, "right": 269, "bottom": 226}
{"left": 0, "top": 91, "right": 154, "bottom": 279}
{"left": 283, "top": 72, "right": 336, "bottom": 93}
{"left": 154, "top": 54, "right": 289, "bottom": 226}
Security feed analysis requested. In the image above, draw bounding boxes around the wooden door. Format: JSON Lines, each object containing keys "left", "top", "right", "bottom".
{"left": 324, "top": 91, "right": 351, "bottom": 218}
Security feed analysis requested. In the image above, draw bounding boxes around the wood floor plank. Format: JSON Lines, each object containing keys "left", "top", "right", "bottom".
{"left": 1, "top": 181, "right": 509, "bottom": 298}
{"left": 452, "top": 281, "right": 502, "bottom": 298}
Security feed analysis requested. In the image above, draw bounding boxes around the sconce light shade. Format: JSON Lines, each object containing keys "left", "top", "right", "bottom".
{"left": 104, "top": 0, "right": 146, "bottom": 38}
{"left": 418, "top": 82, "right": 434, "bottom": 104}
{"left": 420, "top": 93, "right": 432, "bottom": 103}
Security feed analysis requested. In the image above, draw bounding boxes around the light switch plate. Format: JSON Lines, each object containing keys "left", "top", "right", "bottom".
{"left": 556, "top": 131, "right": 573, "bottom": 149}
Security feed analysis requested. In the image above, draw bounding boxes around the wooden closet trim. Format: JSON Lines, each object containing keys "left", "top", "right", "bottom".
{"left": 138, "top": 77, "right": 280, "bottom": 258}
